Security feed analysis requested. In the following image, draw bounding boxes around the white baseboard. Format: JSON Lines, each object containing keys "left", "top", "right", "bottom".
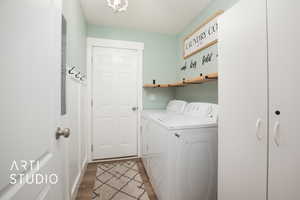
{"left": 70, "top": 158, "right": 88, "bottom": 200}
{"left": 89, "top": 156, "right": 139, "bottom": 163}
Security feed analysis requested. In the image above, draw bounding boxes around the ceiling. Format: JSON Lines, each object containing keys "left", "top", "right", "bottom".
{"left": 80, "top": 0, "right": 211, "bottom": 35}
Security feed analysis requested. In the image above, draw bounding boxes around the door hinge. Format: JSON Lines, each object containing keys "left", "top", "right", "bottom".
{"left": 91, "top": 99, "right": 93, "bottom": 107}
{"left": 91, "top": 144, "right": 93, "bottom": 152}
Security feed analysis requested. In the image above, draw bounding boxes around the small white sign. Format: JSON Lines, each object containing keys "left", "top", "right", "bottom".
{"left": 183, "top": 11, "right": 223, "bottom": 59}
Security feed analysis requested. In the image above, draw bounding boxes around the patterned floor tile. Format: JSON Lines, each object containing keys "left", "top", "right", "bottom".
{"left": 133, "top": 174, "right": 143, "bottom": 183}
{"left": 124, "top": 169, "right": 138, "bottom": 179}
{"left": 93, "top": 179, "right": 103, "bottom": 190}
{"left": 92, "top": 160, "right": 153, "bottom": 200}
{"left": 131, "top": 164, "right": 139, "bottom": 172}
{"left": 92, "top": 192, "right": 97, "bottom": 199}
{"left": 99, "top": 163, "right": 114, "bottom": 171}
{"left": 106, "top": 176, "right": 129, "bottom": 190}
{"left": 96, "top": 167, "right": 105, "bottom": 176}
{"left": 109, "top": 168, "right": 128, "bottom": 178}
{"left": 123, "top": 161, "right": 135, "bottom": 168}
{"left": 94, "top": 184, "right": 117, "bottom": 200}
{"left": 121, "top": 180, "right": 145, "bottom": 198}
{"left": 139, "top": 192, "right": 150, "bottom": 200}
{"left": 112, "top": 165, "right": 130, "bottom": 175}
{"left": 111, "top": 192, "right": 136, "bottom": 200}
{"left": 97, "top": 172, "right": 114, "bottom": 183}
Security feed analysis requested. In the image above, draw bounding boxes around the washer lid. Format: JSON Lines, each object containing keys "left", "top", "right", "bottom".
{"left": 142, "top": 100, "right": 187, "bottom": 119}
{"left": 156, "top": 115, "right": 217, "bottom": 130}
{"left": 142, "top": 110, "right": 165, "bottom": 119}
{"left": 142, "top": 110, "right": 182, "bottom": 120}
{"left": 166, "top": 100, "right": 187, "bottom": 113}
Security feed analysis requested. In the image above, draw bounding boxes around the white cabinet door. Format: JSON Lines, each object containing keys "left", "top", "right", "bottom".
{"left": 267, "top": 1, "right": 300, "bottom": 199}
{"left": 0, "top": 0, "right": 66, "bottom": 199}
{"left": 218, "top": 0, "right": 269, "bottom": 200}
{"left": 92, "top": 47, "right": 139, "bottom": 159}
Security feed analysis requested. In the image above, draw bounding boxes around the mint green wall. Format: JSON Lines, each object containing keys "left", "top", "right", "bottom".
{"left": 86, "top": 0, "right": 239, "bottom": 108}
{"left": 175, "top": 0, "right": 239, "bottom": 103}
{"left": 87, "top": 25, "right": 177, "bottom": 109}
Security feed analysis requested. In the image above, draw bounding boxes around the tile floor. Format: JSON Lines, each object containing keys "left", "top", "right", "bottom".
{"left": 92, "top": 160, "right": 148, "bottom": 200}
{"left": 88, "top": 159, "right": 156, "bottom": 200}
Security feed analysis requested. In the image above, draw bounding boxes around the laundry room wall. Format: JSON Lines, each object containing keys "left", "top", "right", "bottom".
{"left": 63, "top": 0, "right": 88, "bottom": 197}
{"left": 174, "top": 0, "right": 239, "bottom": 103}
{"left": 87, "top": 25, "right": 177, "bottom": 109}
{"left": 63, "top": 0, "right": 87, "bottom": 74}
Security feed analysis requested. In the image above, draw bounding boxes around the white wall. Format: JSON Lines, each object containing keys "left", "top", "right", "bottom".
{"left": 62, "top": 0, "right": 87, "bottom": 198}
{"left": 66, "top": 78, "right": 81, "bottom": 197}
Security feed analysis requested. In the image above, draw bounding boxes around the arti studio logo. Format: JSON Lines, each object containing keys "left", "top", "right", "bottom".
{"left": 9, "top": 160, "right": 58, "bottom": 185}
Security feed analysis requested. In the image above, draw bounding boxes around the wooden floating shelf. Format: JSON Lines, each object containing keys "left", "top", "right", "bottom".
{"left": 143, "top": 84, "right": 159, "bottom": 88}
{"left": 205, "top": 72, "right": 218, "bottom": 80}
{"left": 184, "top": 72, "right": 218, "bottom": 84}
{"left": 168, "top": 82, "right": 187, "bottom": 87}
{"left": 159, "top": 84, "right": 169, "bottom": 88}
{"left": 143, "top": 72, "right": 218, "bottom": 88}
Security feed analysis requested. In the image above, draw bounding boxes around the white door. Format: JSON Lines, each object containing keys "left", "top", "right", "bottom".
{"left": 267, "top": 0, "right": 300, "bottom": 199}
{"left": 92, "top": 47, "right": 139, "bottom": 160}
{"left": 0, "top": 0, "right": 68, "bottom": 199}
{"left": 218, "top": 0, "right": 269, "bottom": 200}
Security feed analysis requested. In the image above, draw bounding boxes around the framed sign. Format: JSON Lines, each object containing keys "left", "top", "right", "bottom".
{"left": 183, "top": 10, "right": 224, "bottom": 59}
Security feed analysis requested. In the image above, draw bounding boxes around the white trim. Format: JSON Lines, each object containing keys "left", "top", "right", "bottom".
{"left": 86, "top": 37, "right": 144, "bottom": 162}
{"left": 89, "top": 156, "right": 139, "bottom": 164}
{"left": 137, "top": 50, "right": 143, "bottom": 157}
{"left": 87, "top": 37, "right": 144, "bottom": 51}
{"left": 70, "top": 159, "right": 88, "bottom": 200}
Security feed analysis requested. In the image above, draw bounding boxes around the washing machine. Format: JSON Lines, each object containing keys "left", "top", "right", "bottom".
{"left": 143, "top": 103, "right": 218, "bottom": 200}
{"left": 141, "top": 99, "right": 187, "bottom": 121}
{"left": 141, "top": 100, "right": 187, "bottom": 173}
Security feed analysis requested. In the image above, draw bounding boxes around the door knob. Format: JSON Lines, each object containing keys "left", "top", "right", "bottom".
{"left": 132, "top": 107, "right": 138, "bottom": 111}
{"left": 56, "top": 127, "right": 71, "bottom": 140}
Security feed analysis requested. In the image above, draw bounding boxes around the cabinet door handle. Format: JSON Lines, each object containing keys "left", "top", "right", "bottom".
{"left": 255, "top": 118, "right": 263, "bottom": 141}
{"left": 273, "top": 121, "right": 280, "bottom": 147}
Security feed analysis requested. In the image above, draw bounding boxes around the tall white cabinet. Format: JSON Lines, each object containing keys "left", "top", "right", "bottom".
{"left": 267, "top": 1, "right": 300, "bottom": 199}
{"left": 218, "top": 0, "right": 300, "bottom": 200}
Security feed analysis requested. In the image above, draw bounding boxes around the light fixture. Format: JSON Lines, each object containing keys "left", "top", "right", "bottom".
{"left": 106, "top": 0, "right": 128, "bottom": 13}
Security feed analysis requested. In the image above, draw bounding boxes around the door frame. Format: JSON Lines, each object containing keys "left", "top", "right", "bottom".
{"left": 86, "top": 37, "right": 144, "bottom": 162}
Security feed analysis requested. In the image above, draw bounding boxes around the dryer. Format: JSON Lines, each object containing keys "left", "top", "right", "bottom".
{"left": 143, "top": 103, "right": 218, "bottom": 200}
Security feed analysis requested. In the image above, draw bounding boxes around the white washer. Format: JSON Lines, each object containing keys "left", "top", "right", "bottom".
{"left": 141, "top": 100, "right": 187, "bottom": 121}
{"left": 143, "top": 103, "right": 218, "bottom": 200}
{"left": 141, "top": 100, "right": 187, "bottom": 173}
